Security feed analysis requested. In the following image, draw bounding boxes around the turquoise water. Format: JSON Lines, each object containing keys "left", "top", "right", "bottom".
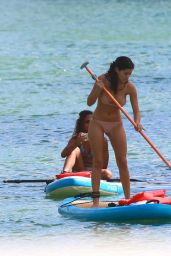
{"left": 1, "top": 0, "right": 171, "bottom": 255}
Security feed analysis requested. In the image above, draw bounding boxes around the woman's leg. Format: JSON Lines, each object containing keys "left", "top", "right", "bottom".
{"left": 62, "top": 147, "right": 84, "bottom": 172}
{"left": 107, "top": 124, "right": 130, "bottom": 199}
{"left": 88, "top": 120, "right": 104, "bottom": 206}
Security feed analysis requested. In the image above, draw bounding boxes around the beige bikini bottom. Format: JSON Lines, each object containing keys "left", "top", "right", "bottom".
{"left": 92, "top": 118, "right": 122, "bottom": 134}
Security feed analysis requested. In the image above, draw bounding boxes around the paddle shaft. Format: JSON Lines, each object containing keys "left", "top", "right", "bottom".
{"left": 3, "top": 179, "right": 54, "bottom": 184}
{"left": 108, "top": 178, "right": 144, "bottom": 182}
{"left": 3, "top": 178, "right": 143, "bottom": 183}
{"left": 82, "top": 64, "right": 171, "bottom": 169}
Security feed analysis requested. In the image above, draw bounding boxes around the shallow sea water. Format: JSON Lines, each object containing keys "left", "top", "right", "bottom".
{"left": 1, "top": 0, "right": 171, "bottom": 255}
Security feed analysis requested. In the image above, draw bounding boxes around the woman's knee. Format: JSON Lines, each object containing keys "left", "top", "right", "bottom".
{"left": 101, "top": 169, "right": 112, "bottom": 180}
{"left": 70, "top": 147, "right": 81, "bottom": 158}
{"left": 116, "top": 155, "right": 128, "bottom": 168}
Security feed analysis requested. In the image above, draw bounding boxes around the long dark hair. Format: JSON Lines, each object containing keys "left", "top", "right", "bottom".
{"left": 73, "top": 110, "right": 92, "bottom": 136}
{"left": 105, "top": 56, "right": 134, "bottom": 93}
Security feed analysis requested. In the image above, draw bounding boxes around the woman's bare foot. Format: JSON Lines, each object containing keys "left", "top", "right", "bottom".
{"left": 91, "top": 191, "right": 100, "bottom": 207}
{"left": 91, "top": 198, "right": 100, "bottom": 208}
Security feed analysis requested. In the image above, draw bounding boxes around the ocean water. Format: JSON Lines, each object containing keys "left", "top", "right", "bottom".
{"left": 1, "top": 0, "right": 171, "bottom": 255}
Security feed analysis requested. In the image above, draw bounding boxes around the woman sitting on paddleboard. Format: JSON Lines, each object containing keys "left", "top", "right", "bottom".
{"left": 61, "top": 110, "right": 112, "bottom": 180}
{"left": 87, "top": 56, "right": 143, "bottom": 206}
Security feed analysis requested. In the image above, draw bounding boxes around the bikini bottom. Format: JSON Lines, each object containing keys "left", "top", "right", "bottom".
{"left": 92, "top": 118, "right": 122, "bottom": 134}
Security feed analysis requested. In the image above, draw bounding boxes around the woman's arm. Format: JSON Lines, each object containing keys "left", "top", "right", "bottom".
{"left": 87, "top": 77, "right": 104, "bottom": 106}
{"left": 61, "top": 137, "right": 78, "bottom": 158}
{"left": 129, "top": 83, "right": 142, "bottom": 131}
{"left": 61, "top": 133, "right": 87, "bottom": 158}
{"left": 87, "top": 82, "right": 101, "bottom": 106}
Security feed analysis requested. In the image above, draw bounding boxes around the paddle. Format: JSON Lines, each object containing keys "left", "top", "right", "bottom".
{"left": 80, "top": 62, "right": 171, "bottom": 169}
{"left": 3, "top": 177, "right": 143, "bottom": 184}
{"left": 108, "top": 178, "right": 145, "bottom": 182}
{"left": 3, "top": 179, "right": 54, "bottom": 184}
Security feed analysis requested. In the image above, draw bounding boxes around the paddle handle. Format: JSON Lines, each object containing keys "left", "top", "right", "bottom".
{"left": 82, "top": 63, "right": 171, "bottom": 169}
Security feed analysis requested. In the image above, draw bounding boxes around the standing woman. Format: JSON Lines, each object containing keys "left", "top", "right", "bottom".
{"left": 87, "top": 56, "right": 142, "bottom": 206}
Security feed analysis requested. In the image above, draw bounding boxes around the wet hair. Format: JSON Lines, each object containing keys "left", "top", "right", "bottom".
{"left": 73, "top": 110, "right": 92, "bottom": 136}
{"left": 105, "top": 56, "right": 134, "bottom": 93}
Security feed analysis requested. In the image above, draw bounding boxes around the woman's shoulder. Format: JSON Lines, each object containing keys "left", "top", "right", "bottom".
{"left": 98, "top": 74, "right": 110, "bottom": 88}
{"left": 127, "top": 81, "right": 137, "bottom": 94}
{"left": 98, "top": 74, "right": 108, "bottom": 82}
{"left": 98, "top": 74, "right": 105, "bottom": 79}
{"left": 67, "top": 134, "right": 77, "bottom": 144}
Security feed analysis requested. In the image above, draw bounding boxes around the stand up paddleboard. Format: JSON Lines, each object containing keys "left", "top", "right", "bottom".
{"left": 58, "top": 190, "right": 171, "bottom": 224}
{"left": 45, "top": 176, "right": 123, "bottom": 199}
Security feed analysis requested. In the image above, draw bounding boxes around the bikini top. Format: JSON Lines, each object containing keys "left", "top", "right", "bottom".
{"left": 79, "top": 144, "right": 93, "bottom": 160}
{"left": 100, "top": 91, "right": 126, "bottom": 107}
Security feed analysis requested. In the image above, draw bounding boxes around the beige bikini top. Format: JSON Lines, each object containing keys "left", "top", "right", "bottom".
{"left": 98, "top": 75, "right": 128, "bottom": 107}
{"left": 99, "top": 91, "right": 127, "bottom": 107}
